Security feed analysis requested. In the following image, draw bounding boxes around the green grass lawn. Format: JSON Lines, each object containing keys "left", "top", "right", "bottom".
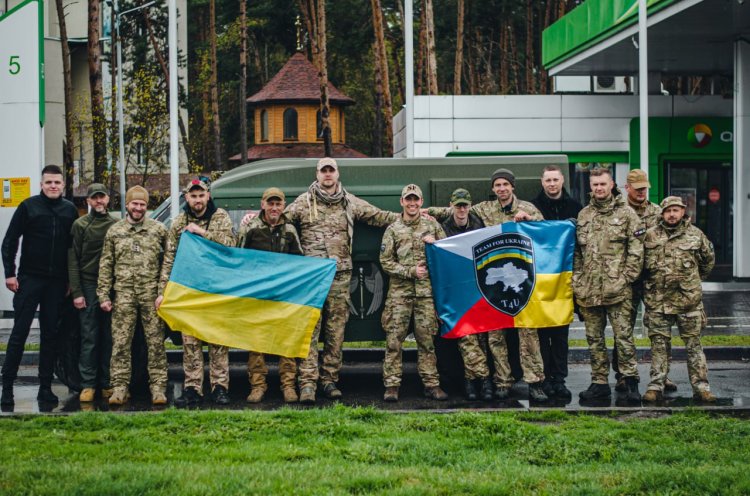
{"left": 0, "top": 407, "right": 748, "bottom": 495}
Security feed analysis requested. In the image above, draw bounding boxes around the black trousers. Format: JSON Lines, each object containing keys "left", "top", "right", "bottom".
{"left": 1, "top": 274, "right": 67, "bottom": 386}
{"left": 538, "top": 325, "right": 570, "bottom": 384}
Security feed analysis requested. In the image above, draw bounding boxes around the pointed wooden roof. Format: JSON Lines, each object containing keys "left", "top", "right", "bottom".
{"left": 247, "top": 52, "right": 355, "bottom": 106}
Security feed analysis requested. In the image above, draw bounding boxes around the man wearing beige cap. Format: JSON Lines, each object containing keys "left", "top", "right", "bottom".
{"left": 380, "top": 184, "right": 447, "bottom": 402}
{"left": 612, "top": 169, "right": 675, "bottom": 393}
{"left": 238, "top": 187, "right": 303, "bottom": 404}
{"left": 157, "top": 177, "right": 236, "bottom": 407}
{"left": 642, "top": 196, "right": 716, "bottom": 402}
{"left": 98, "top": 185, "right": 169, "bottom": 406}
{"left": 286, "top": 157, "right": 399, "bottom": 403}
{"left": 68, "top": 183, "right": 117, "bottom": 403}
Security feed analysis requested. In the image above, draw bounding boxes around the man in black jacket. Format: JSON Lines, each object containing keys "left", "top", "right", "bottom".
{"left": 530, "top": 165, "right": 582, "bottom": 401}
{"left": 1, "top": 165, "right": 79, "bottom": 407}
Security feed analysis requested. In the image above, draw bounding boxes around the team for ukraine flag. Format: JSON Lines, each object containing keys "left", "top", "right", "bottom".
{"left": 0, "top": 158, "right": 717, "bottom": 408}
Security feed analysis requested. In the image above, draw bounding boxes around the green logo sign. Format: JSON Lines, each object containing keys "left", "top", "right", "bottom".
{"left": 688, "top": 123, "right": 712, "bottom": 148}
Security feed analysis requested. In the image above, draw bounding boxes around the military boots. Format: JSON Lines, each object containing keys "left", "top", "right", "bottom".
{"left": 479, "top": 378, "right": 494, "bottom": 401}
{"left": 624, "top": 377, "right": 641, "bottom": 403}
{"left": 579, "top": 383, "right": 611, "bottom": 400}
{"left": 1, "top": 381, "right": 13, "bottom": 407}
{"left": 464, "top": 379, "right": 478, "bottom": 401}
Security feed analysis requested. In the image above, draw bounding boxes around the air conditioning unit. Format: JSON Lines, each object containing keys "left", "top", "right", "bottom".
{"left": 593, "top": 76, "right": 629, "bottom": 93}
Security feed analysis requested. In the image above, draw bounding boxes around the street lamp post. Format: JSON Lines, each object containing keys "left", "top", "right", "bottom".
{"left": 114, "top": 0, "right": 156, "bottom": 215}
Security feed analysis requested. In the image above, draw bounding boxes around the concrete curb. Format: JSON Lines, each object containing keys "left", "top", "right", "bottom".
{"left": 2, "top": 346, "right": 749, "bottom": 366}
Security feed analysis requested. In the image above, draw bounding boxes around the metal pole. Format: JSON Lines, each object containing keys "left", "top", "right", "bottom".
{"left": 168, "top": 0, "right": 179, "bottom": 220}
{"left": 115, "top": 0, "right": 126, "bottom": 216}
{"left": 404, "top": 0, "right": 414, "bottom": 158}
{"left": 638, "top": 0, "right": 649, "bottom": 176}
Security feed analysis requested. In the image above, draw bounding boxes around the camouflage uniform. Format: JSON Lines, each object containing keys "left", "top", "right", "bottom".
{"left": 97, "top": 218, "right": 168, "bottom": 395}
{"left": 613, "top": 199, "right": 662, "bottom": 380}
{"left": 643, "top": 218, "right": 715, "bottom": 394}
{"left": 238, "top": 213, "right": 303, "bottom": 394}
{"left": 380, "top": 216, "right": 445, "bottom": 387}
{"left": 159, "top": 205, "right": 236, "bottom": 395}
{"left": 287, "top": 189, "right": 398, "bottom": 391}
{"left": 573, "top": 194, "right": 644, "bottom": 384}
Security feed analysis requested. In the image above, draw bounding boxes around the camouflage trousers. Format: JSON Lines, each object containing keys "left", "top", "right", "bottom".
{"left": 248, "top": 352, "right": 297, "bottom": 391}
{"left": 488, "top": 328, "right": 544, "bottom": 388}
{"left": 382, "top": 295, "right": 440, "bottom": 388}
{"left": 182, "top": 333, "right": 229, "bottom": 393}
{"left": 614, "top": 282, "right": 671, "bottom": 379}
{"left": 458, "top": 333, "right": 490, "bottom": 380}
{"left": 298, "top": 271, "right": 351, "bottom": 390}
{"left": 644, "top": 306, "right": 710, "bottom": 394}
{"left": 110, "top": 292, "right": 167, "bottom": 391}
{"left": 580, "top": 299, "right": 638, "bottom": 384}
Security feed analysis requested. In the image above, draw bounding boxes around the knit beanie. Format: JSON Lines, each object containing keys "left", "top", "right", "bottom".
{"left": 125, "top": 185, "right": 149, "bottom": 204}
{"left": 491, "top": 168, "right": 515, "bottom": 188}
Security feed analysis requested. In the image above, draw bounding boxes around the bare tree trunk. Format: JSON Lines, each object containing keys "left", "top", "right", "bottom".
{"left": 454, "top": 0, "right": 465, "bottom": 95}
{"left": 316, "top": 0, "right": 332, "bottom": 157}
{"left": 143, "top": 10, "right": 193, "bottom": 166}
{"left": 87, "top": 0, "right": 106, "bottom": 182}
{"left": 372, "top": 41, "right": 383, "bottom": 157}
{"left": 239, "top": 0, "right": 248, "bottom": 164}
{"left": 371, "top": 0, "right": 392, "bottom": 154}
{"left": 508, "top": 22, "right": 520, "bottom": 94}
{"left": 525, "top": 0, "right": 535, "bottom": 94}
{"left": 109, "top": 3, "right": 117, "bottom": 194}
{"left": 393, "top": 0, "right": 405, "bottom": 104}
{"left": 499, "top": 22, "right": 509, "bottom": 94}
{"left": 297, "top": 0, "right": 318, "bottom": 62}
{"left": 55, "top": 0, "right": 74, "bottom": 197}
{"left": 209, "top": 0, "right": 222, "bottom": 169}
{"left": 415, "top": 3, "right": 426, "bottom": 95}
{"left": 423, "top": 0, "right": 438, "bottom": 94}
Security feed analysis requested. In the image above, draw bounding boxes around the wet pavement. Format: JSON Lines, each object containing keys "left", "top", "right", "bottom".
{"left": 2, "top": 360, "right": 749, "bottom": 415}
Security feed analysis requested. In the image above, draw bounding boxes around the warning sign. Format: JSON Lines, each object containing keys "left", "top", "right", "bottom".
{"left": 708, "top": 188, "right": 720, "bottom": 204}
{"left": 1, "top": 177, "right": 31, "bottom": 207}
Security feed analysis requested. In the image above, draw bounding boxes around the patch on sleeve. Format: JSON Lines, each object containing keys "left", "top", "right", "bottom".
{"left": 633, "top": 228, "right": 646, "bottom": 237}
{"left": 380, "top": 243, "right": 386, "bottom": 253}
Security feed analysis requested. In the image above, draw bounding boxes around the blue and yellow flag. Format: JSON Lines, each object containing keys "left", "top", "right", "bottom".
{"left": 425, "top": 221, "right": 575, "bottom": 338}
{"left": 157, "top": 232, "right": 336, "bottom": 358}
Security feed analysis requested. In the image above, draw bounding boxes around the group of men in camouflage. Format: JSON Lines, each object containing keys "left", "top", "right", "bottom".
{"left": 0, "top": 157, "right": 716, "bottom": 408}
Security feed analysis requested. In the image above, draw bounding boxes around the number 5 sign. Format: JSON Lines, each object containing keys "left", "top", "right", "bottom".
{"left": 0, "top": 0, "right": 44, "bottom": 125}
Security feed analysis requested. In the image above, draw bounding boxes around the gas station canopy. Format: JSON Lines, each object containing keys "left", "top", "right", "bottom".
{"left": 543, "top": 0, "right": 750, "bottom": 76}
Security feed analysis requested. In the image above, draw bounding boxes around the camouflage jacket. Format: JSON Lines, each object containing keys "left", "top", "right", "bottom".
{"left": 159, "top": 206, "right": 236, "bottom": 293}
{"left": 643, "top": 218, "right": 714, "bottom": 314}
{"left": 573, "top": 194, "right": 645, "bottom": 307}
{"left": 380, "top": 215, "right": 445, "bottom": 298}
{"left": 238, "top": 213, "right": 302, "bottom": 255}
{"left": 286, "top": 190, "right": 398, "bottom": 272}
{"left": 97, "top": 218, "right": 167, "bottom": 301}
{"left": 629, "top": 199, "right": 661, "bottom": 230}
{"left": 428, "top": 196, "right": 543, "bottom": 226}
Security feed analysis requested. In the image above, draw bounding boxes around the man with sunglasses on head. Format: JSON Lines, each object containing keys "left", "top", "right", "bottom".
{"left": 157, "top": 177, "right": 237, "bottom": 407}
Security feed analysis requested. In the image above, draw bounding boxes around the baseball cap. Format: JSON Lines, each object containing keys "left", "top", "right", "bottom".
{"left": 184, "top": 177, "right": 210, "bottom": 193}
{"left": 261, "top": 187, "right": 285, "bottom": 202}
{"left": 316, "top": 157, "right": 339, "bottom": 171}
{"left": 86, "top": 183, "right": 108, "bottom": 198}
{"left": 401, "top": 184, "right": 423, "bottom": 200}
{"left": 660, "top": 196, "right": 687, "bottom": 212}
{"left": 450, "top": 188, "right": 472, "bottom": 206}
{"left": 627, "top": 169, "right": 651, "bottom": 189}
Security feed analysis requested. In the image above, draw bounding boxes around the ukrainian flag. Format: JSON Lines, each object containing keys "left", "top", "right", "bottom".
{"left": 425, "top": 221, "right": 575, "bottom": 338}
{"left": 157, "top": 232, "right": 336, "bottom": 358}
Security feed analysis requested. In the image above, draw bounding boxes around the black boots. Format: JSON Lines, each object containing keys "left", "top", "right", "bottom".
{"left": 1, "top": 381, "right": 13, "bottom": 407}
{"left": 624, "top": 377, "right": 641, "bottom": 403}
{"left": 479, "top": 378, "right": 493, "bottom": 401}
{"left": 579, "top": 383, "right": 612, "bottom": 400}
{"left": 37, "top": 385, "right": 59, "bottom": 404}
{"left": 464, "top": 379, "right": 478, "bottom": 401}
